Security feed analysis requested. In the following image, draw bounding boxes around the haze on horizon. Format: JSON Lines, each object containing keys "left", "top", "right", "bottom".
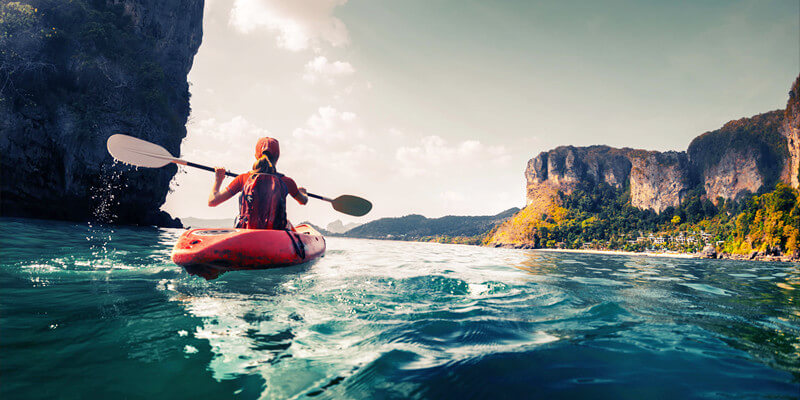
{"left": 161, "top": 0, "right": 800, "bottom": 227}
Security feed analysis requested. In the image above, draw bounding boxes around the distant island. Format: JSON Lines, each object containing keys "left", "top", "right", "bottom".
{"left": 180, "top": 217, "right": 235, "bottom": 229}
{"left": 338, "top": 208, "right": 519, "bottom": 245}
{"left": 326, "top": 220, "right": 362, "bottom": 234}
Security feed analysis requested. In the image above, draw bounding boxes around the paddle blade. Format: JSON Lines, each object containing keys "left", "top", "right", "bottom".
{"left": 331, "top": 195, "right": 372, "bottom": 217}
{"left": 107, "top": 134, "right": 178, "bottom": 168}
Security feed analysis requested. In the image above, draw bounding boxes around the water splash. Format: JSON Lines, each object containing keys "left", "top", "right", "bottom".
{"left": 90, "top": 161, "right": 128, "bottom": 224}
{"left": 84, "top": 161, "right": 133, "bottom": 261}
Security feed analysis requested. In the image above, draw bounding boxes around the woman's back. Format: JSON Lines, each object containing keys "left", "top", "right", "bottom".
{"left": 235, "top": 173, "right": 289, "bottom": 230}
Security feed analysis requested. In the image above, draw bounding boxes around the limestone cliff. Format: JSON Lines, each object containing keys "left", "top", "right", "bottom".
{"left": 696, "top": 148, "right": 762, "bottom": 202}
{"left": 688, "top": 110, "right": 786, "bottom": 203}
{"left": 490, "top": 74, "right": 799, "bottom": 247}
{"left": 780, "top": 76, "right": 800, "bottom": 188}
{"left": 0, "top": 0, "right": 203, "bottom": 226}
{"left": 521, "top": 95, "right": 791, "bottom": 214}
{"left": 525, "top": 146, "right": 632, "bottom": 199}
{"left": 524, "top": 146, "right": 692, "bottom": 213}
{"left": 628, "top": 150, "right": 692, "bottom": 212}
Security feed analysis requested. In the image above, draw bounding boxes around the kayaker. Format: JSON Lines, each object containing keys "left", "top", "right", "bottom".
{"left": 208, "top": 137, "right": 308, "bottom": 230}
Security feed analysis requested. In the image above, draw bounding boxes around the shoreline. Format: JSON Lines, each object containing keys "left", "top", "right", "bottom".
{"left": 496, "top": 244, "right": 800, "bottom": 264}
{"left": 326, "top": 235, "right": 800, "bottom": 264}
{"left": 534, "top": 247, "right": 698, "bottom": 260}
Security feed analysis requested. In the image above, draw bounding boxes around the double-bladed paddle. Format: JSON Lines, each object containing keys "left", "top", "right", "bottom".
{"left": 106, "top": 134, "right": 372, "bottom": 217}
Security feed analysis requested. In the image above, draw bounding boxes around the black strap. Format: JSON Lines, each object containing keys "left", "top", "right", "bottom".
{"left": 286, "top": 231, "right": 306, "bottom": 260}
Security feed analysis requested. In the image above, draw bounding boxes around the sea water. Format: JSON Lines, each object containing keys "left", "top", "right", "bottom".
{"left": 1, "top": 217, "right": 798, "bottom": 399}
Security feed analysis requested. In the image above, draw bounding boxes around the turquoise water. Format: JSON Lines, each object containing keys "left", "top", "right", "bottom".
{"left": 1, "top": 218, "right": 798, "bottom": 399}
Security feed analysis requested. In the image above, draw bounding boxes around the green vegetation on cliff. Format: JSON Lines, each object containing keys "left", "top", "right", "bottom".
{"left": 489, "top": 182, "right": 800, "bottom": 257}
{"left": 723, "top": 183, "right": 800, "bottom": 255}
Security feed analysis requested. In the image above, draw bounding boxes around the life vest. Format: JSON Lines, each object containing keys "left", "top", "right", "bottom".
{"left": 235, "top": 173, "right": 288, "bottom": 230}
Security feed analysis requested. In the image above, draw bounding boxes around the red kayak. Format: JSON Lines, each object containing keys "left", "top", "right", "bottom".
{"left": 171, "top": 224, "right": 326, "bottom": 279}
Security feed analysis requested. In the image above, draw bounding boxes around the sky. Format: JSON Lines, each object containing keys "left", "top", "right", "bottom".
{"left": 161, "top": 0, "right": 800, "bottom": 227}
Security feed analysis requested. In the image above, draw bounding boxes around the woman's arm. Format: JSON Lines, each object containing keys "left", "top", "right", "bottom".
{"left": 208, "top": 167, "right": 235, "bottom": 207}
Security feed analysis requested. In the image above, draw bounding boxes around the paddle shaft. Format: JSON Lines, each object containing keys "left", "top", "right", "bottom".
{"left": 182, "top": 161, "right": 238, "bottom": 178}
{"left": 179, "top": 159, "right": 330, "bottom": 201}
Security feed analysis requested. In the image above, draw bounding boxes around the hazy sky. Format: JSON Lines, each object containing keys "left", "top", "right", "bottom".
{"left": 162, "top": 0, "right": 799, "bottom": 227}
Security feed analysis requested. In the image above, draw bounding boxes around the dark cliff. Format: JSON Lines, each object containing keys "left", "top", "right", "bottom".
{"left": 0, "top": 0, "right": 203, "bottom": 226}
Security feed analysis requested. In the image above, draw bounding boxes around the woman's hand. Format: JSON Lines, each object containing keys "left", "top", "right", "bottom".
{"left": 214, "top": 167, "right": 226, "bottom": 183}
{"left": 208, "top": 167, "right": 233, "bottom": 207}
{"left": 296, "top": 187, "right": 309, "bottom": 205}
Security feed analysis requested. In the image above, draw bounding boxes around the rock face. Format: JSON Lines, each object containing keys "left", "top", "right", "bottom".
{"left": 523, "top": 76, "right": 798, "bottom": 213}
{"left": 628, "top": 150, "right": 692, "bottom": 212}
{"left": 525, "top": 146, "right": 692, "bottom": 212}
{"left": 525, "top": 146, "right": 632, "bottom": 196}
{"left": 698, "top": 149, "right": 762, "bottom": 202}
{"left": 0, "top": 0, "right": 204, "bottom": 226}
{"left": 700, "top": 244, "right": 717, "bottom": 259}
{"left": 780, "top": 77, "right": 800, "bottom": 188}
{"left": 688, "top": 110, "right": 786, "bottom": 203}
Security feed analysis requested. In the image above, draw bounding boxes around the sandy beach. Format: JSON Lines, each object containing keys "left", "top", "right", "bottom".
{"left": 535, "top": 248, "right": 700, "bottom": 260}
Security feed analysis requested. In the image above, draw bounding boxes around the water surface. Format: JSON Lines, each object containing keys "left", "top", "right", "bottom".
{"left": 1, "top": 218, "right": 798, "bottom": 399}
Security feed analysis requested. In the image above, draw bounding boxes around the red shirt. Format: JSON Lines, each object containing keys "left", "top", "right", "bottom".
{"left": 226, "top": 172, "right": 300, "bottom": 198}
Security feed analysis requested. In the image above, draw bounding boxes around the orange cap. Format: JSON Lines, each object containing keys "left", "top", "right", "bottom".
{"left": 255, "top": 137, "right": 280, "bottom": 160}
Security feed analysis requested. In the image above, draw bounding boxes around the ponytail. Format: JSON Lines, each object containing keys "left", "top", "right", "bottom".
{"left": 252, "top": 151, "right": 277, "bottom": 174}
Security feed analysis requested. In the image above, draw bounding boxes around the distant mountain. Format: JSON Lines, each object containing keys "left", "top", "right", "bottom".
{"left": 326, "top": 219, "right": 362, "bottom": 234}
{"left": 180, "top": 217, "right": 235, "bottom": 228}
{"left": 343, "top": 208, "right": 520, "bottom": 239}
{"left": 298, "top": 221, "right": 332, "bottom": 236}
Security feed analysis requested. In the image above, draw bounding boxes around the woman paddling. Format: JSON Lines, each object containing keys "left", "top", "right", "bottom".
{"left": 208, "top": 137, "right": 308, "bottom": 230}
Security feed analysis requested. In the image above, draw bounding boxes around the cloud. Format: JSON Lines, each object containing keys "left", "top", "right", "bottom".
{"left": 229, "top": 0, "right": 349, "bottom": 51}
{"left": 269, "top": 106, "right": 381, "bottom": 181}
{"left": 287, "top": 142, "right": 378, "bottom": 180}
{"left": 302, "top": 56, "right": 355, "bottom": 84}
{"left": 292, "top": 106, "right": 361, "bottom": 143}
{"left": 395, "top": 135, "right": 510, "bottom": 177}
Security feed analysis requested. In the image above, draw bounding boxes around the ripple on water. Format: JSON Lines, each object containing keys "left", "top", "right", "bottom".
{"left": 679, "top": 283, "right": 732, "bottom": 296}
